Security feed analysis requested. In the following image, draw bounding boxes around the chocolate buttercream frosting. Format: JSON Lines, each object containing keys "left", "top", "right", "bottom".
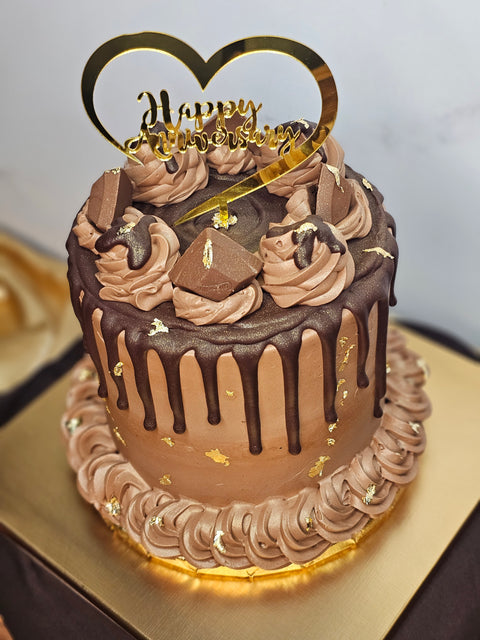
{"left": 62, "top": 329, "right": 429, "bottom": 570}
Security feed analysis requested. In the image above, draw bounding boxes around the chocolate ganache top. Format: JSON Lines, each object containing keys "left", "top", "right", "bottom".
{"left": 67, "top": 164, "right": 397, "bottom": 456}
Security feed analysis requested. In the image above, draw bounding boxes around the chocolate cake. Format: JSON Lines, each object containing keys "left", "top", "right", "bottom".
{"left": 62, "top": 123, "right": 430, "bottom": 573}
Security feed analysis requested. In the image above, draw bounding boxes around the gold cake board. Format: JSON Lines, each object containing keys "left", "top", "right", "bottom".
{"left": 0, "top": 328, "right": 479, "bottom": 639}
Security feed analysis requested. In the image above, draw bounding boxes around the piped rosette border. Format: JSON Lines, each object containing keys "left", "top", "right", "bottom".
{"left": 61, "top": 328, "right": 430, "bottom": 573}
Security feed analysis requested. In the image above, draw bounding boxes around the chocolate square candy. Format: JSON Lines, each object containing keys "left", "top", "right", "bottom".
{"left": 316, "top": 163, "right": 353, "bottom": 225}
{"left": 87, "top": 168, "right": 133, "bottom": 231}
{"left": 170, "top": 228, "right": 263, "bottom": 302}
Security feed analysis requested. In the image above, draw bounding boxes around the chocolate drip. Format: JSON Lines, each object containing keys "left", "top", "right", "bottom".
{"left": 196, "top": 352, "right": 221, "bottom": 425}
{"left": 278, "top": 334, "right": 302, "bottom": 454}
{"left": 233, "top": 344, "right": 263, "bottom": 455}
{"left": 101, "top": 312, "right": 128, "bottom": 410}
{"left": 67, "top": 165, "right": 397, "bottom": 455}
{"left": 348, "top": 303, "right": 371, "bottom": 389}
{"left": 95, "top": 215, "right": 158, "bottom": 270}
{"left": 374, "top": 297, "right": 390, "bottom": 418}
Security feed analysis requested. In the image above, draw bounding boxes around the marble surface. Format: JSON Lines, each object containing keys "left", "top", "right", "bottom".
{"left": 1, "top": 1, "right": 479, "bottom": 348}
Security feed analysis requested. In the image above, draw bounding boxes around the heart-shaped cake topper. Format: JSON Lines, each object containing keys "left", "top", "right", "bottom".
{"left": 82, "top": 33, "right": 337, "bottom": 224}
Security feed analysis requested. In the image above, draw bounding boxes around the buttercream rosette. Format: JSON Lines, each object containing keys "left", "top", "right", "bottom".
{"left": 259, "top": 218, "right": 355, "bottom": 307}
{"left": 124, "top": 142, "right": 209, "bottom": 206}
{"left": 173, "top": 279, "right": 263, "bottom": 325}
{"left": 95, "top": 207, "right": 180, "bottom": 311}
{"left": 206, "top": 145, "right": 255, "bottom": 174}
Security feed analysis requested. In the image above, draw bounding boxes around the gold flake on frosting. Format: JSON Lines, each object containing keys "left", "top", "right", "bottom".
{"left": 386, "top": 362, "right": 391, "bottom": 374}
{"left": 161, "top": 437, "right": 175, "bottom": 447}
{"left": 326, "top": 164, "right": 344, "bottom": 192}
{"left": 362, "top": 484, "right": 376, "bottom": 505}
{"left": 148, "top": 318, "right": 169, "bottom": 336}
{"left": 336, "top": 378, "right": 346, "bottom": 391}
{"left": 65, "top": 417, "right": 82, "bottom": 435}
{"left": 212, "top": 210, "right": 238, "bottom": 230}
{"left": 225, "top": 390, "right": 235, "bottom": 398}
{"left": 78, "top": 368, "right": 95, "bottom": 381}
{"left": 339, "top": 344, "right": 356, "bottom": 372}
{"left": 326, "top": 438, "right": 336, "bottom": 447}
{"left": 159, "top": 474, "right": 172, "bottom": 486}
{"left": 105, "top": 496, "right": 121, "bottom": 516}
{"left": 113, "top": 425, "right": 126, "bottom": 446}
{"left": 409, "top": 421, "right": 421, "bottom": 434}
{"left": 363, "top": 247, "right": 394, "bottom": 260}
{"left": 339, "top": 336, "right": 349, "bottom": 348}
{"left": 149, "top": 515, "right": 163, "bottom": 526}
{"left": 118, "top": 221, "right": 136, "bottom": 235}
{"left": 113, "top": 362, "right": 123, "bottom": 376}
{"left": 205, "top": 449, "right": 230, "bottom": 466}
{"left": 328, "top": 422, "right": 338, "bottom": 433}
{"left": 108, "top": 167, "right": 121, "bottom": 175}
{"left": 305, "top": 515, "right": 313, "bottom": 532}
{"left": 362, "top": 177, "right": 373, "bottom": 191}
{"left": 213, "top": 530, "right": 226, "bottom": 554}
{"left": 308, "top": 456, "right": 330, "bottom": 478}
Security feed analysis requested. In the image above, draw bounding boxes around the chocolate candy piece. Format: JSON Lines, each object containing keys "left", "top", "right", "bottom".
{"left": 316, "top": 163, "right": 353, "bottom": 225}
{"left": 87, "top": 168, "right": 133, "bottom": 231}
{"left": 170, "top": 228, "right": 263, "bottom": 302}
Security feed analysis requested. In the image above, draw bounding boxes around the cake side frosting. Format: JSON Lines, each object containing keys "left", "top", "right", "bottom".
{"left": 62, "top": 329, "right": 429, "bottom": 570}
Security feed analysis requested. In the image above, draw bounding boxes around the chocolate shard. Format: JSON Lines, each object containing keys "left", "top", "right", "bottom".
{"left": 87, "top": 168, "right": 133, "bottom": 231}
{"left": 316, "top": 163, "right": 353, "bottom": 225}
{"left": 170, "top": 228, "right": 263, "bottom": 302}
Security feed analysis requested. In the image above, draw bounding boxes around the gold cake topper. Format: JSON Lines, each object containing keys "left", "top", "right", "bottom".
{"left": 82, "top": 33, "right": 337, "bottom": 225}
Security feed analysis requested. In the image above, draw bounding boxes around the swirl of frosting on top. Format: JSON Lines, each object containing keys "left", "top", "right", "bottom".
{"left": 254, "top": 126, "right": 346, "bottom": 198}
{"left": 259, "top": 216, "right": 355, "bottom": 307}
{"left": 172, "top": 279, "right": 263, "bottom": 325}
{"left": 124, "top": 143, "right": 208, "bottom": 207}
{"left": 206, "top": 145, "right": 255, "bottom": 174}
{"left": 95, "top": 207, "right": 180, "bottom": 311}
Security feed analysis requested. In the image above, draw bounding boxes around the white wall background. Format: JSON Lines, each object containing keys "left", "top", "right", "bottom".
{"left": 1, "top": 1, "right": 479, "bottom": 348}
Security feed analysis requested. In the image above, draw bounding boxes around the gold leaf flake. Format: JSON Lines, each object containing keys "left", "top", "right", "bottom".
{"left": 213, "top": 530, "right": 226, "bottom": 554}
{"left": 296, "top": 221, "right": 318, "bottom": 234}
{"left": 113, "top": 425, "right": 126, "bottom": 447}
{"left": 205, "top": 449, "right": 230, "bottom": 466}
{"left": 308, "top": 456, "right": 330, "bottom": 478}
{"left": 118, "top": 221, "right": 136, "bottom": 235}
{"left": 328, "top": 422, "right": 338, "bottom": 433}
{"left": 305, "top": 516, "right": 313, "bottom": 532}
{"left": 326, "top": 164, "right": 344, "bottom": 192}
{"left": 295, "top": 117, "right": 310, "bottom": 128}
{"left": 339, "top": 336, "right": 349, "bottom": 348}
{"left": 339, "top": 344, "right": 356, "bottom": 372}
{"left": 336, "top": 378, "right": 346, "bottom": 391}
{"left": 108, "top": 167, "right": 121, "bottom": 174}
{"left": 65, "top": 416, "right": 82, "bottom": 435}
{"left": 363, "top": 247, "right": 394, "bottom": 260}
{"left": 362, "top": 484, "right": 376, "bottom": 505}
{"left": 409, "top": 421, "right": 421, "bottom": 434}
{"left": 386, "top": 362, "right": 391, "bottom": 374}
{"left": 148, "top": 318, "right": 169, "bottom": 336}
{"left": 362, "top": 178, "right": 373, "bottom": 191}
{"left": 342, "top": 390, "right": 348, "bottom": 400}
{"left": 212, "top": 210, "right": 237, "bottom": 229}
{"left": 78, "top": 368, "right": 95, "bottom": 381}
{"left": 113, "top": 362, "right": 123, "bottom": 376}
{"left": 326, "top": 438, "right": 336, "bottom": 447}
{"left": 202, "top": 238, "right": 213, "bottom": 269}
{"left": 225, "top": 390, "right": 235, "bottom": 398}
{"left": 105, "top": 496, "right": 121, "bottom": 516}
{"left": 159, "top": 474, "right": 172, "bottom": 486}
{"left": 149, "top": 515, "right": 163, "bottom": 527}
{"left": 161, "top": 437, "right": 175, "bottom": 447}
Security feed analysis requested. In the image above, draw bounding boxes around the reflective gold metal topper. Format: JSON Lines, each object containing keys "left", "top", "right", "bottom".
{"left": 81, "top": 33, "right": 338, "bottom": 225}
